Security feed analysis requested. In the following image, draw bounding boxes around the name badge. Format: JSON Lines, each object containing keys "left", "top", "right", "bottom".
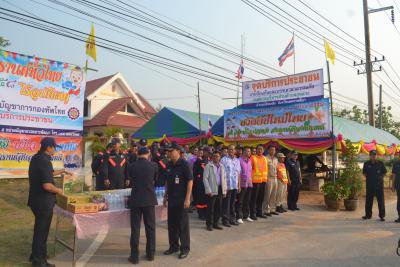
{"left": 175, "top": 176, "right": 180, "bottom": 184}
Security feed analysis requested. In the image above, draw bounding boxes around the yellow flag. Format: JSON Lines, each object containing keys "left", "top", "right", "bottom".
{"left": 85, "top": 23, "right": 96, "bottom": 61}
{"left": 324, "top": 40, "right": 335, "bottom": 65}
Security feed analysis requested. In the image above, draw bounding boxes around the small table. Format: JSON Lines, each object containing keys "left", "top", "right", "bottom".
{"left": 53, "top": 205, "right": 167, "bottom": 266}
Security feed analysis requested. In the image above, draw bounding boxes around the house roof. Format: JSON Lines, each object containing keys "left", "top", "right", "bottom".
{"left": 84, "top": 73, "right": 116, "bottom": 98}
{"left": 136, "top": 93, "right": 157, "bottom": 115}
{"left": 84, "top": 97, "right": 147, "bottom": 128}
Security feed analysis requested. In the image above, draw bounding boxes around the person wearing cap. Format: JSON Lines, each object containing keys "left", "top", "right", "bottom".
{"left": 276, "top": 153, "right": 289, "bottom": 213}
{"left": 28, "top": 137, "right": 71, "bottom": 267}
{"left": 264, "top": 146, "right": 279, "bottom": 217}
{"left": 128, "top": 141, "right": 139, "bottom": 164}
{"left": 91, "top": 143, "right": 113, "bottom": 191}
{"left": 163, "top": 143, "right": 193, "bottom": 259}
{"left": 127, "top": 146, "right": 158, "bottom": 264}
{"left": 220, "top": 144, "right": 241, "bottom": 226}
{"left": 104, "top": 138, "right": 129, "bottom": 189}
{"left": 192, "top": 148, "right": 209, "bottom": 220}
{"left": 139, "top": 138, "right": 148, "bottom": 148}
{"left": 362, "top": 150, "right": 387, "bottom": 221}
{"left": 391, "top": 153, "right": 400, "bottom": 223}
{"left": 286, "top": 151, "right": 302, "bottom": 211}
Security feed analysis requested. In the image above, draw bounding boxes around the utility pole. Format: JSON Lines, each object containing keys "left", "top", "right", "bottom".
{"left": 362, "top": 0, "right": 374, "bottom": 127}
{"left": 379, "top": 84, "right": 383, "bottom": 129}
{"left": 197, "top": 82, "right": 201, "bottom": 144}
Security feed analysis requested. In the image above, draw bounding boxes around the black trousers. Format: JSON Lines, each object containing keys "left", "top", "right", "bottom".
{"left": 130, "top": 206, "right": 156, "bottom": 259}
{"left": 95, "top": 174, "right": 105, "bottom": 191}
{"left": 236, "top": 187, "right": 252, "bottom": 219}
{"left": 250, "top": 182, "right": 265, "bottom": 217}
{"left": 397, "top": 188, "right": 400, "bottom": 217}
{"left": 287, "top": 183, "right": 300, "bottom": 209}
{"left": 110, "top": 176, "right": 125, "bottom": 189}
{"left": 194, "top": 178, "right": 207, "bottom": 218}
{"left": 31, "top": 208, "right": 53, "bottom": 264}
{"left": 222, "top": 189, "right": 237, "bottom": 223}
{"left": 365, "top": 184, "right": 385, "bottom": 218}
{"left": 206, "top": 187, "right": 223, "bottom": 227}
{"left": 167, "top": 204, "right": 190, "bottom": 252}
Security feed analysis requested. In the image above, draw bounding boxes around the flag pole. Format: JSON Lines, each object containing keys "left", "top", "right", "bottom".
{"left": 293, "top": 32, "right": 296, "bottom": 74}
{"left": 326, "top": 56, "right": 336, "bottom": 183}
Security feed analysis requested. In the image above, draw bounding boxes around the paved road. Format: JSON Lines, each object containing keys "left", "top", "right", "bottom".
{"left": 54, "top": 192, "right": 400, "bottom": 267}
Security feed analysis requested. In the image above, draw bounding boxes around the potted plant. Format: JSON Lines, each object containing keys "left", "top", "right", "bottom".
{"left": 341, "top": 139, "right": 362, "bottom": 211}
{"left": 321, "top": 179, "right": 350, "bottom": 211}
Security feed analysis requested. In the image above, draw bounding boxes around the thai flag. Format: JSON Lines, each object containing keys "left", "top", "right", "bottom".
{"left": 235, "top": 59, "right": 244, "bottom": 79}
{"left": 278, "top": 37, "right": 295, "bottom": 67}
{"left": 208, "top": 117, "right": 213, "bottom": 130}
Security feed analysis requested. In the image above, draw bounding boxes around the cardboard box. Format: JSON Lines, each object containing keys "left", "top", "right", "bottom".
{"left": 67, "top": 203, "right": 99, "bottom": 214}
{"left": 57, "top": 194, "right": 91, "bottom": 210}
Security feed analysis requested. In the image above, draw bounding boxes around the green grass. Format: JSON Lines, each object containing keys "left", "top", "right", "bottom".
{"left": 0, "top": 179, "right": 73, "bottom": 267}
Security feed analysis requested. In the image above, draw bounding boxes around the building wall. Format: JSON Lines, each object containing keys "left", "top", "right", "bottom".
{"left": 89, "top": 81, "right": 128, "bottom": 118}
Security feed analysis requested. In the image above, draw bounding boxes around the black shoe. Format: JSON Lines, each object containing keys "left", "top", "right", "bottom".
{"left": 179, "top": 251, "right": 189, "bottom": 259}
{"left": 230, "top": 221, "right": 239, "bottom": 226}
{"left": 294, "top": 207, "right": 300, "bottom": 211}
{"left": 395, "top": 218, "right": 400, "bottom": 223}
{"left": 250, "top": 216, "right": 258, "bottom": 221}
{"left": 282, "top": 208, "right": 288, "bottom": 212}
{"left": 265, "top": 212, "right": 272, "bottom": 216}
{"left": 380, "top": 217, "right": 385, "bottom": 222}
{"left": 213, "top": 224, "right": 223, "bottom": 230}
{"left": 258, "top": 214, "right": 268, "bottom": 218}
{"left": 164, "top": 248, "right": 179, "bottom": 255}
{"left": 128, "top": 256, "right": 139, "bottom": 264}
{"left": 271, "top": 212, "right": 279, "bottom": 215}
{"left": 276, "top": 207, "right": 284, "bottom": 213}
{"left": 146, "top": 255, "right": 154, "bottom": 261}
{"left": 207, "top": 225, "right": 213, "bottom": 231}
{"left": 362, "top": 216, "right": 371, "bottom": 220}
{"left": 223, "top": 222, "right": 231, "bottom": 227}
{"left": 45, "top": 262, "right": 55, "bottom": 267}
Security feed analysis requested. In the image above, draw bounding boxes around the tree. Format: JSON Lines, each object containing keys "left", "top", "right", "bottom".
{"left": 334, "top": 104, "right": 400, "bottom": 140}
{"left": 85, "top": 127, "right": 125, "bottom": 157}
{"left": 0, "top": 37, "right": 10, "bottom": 49}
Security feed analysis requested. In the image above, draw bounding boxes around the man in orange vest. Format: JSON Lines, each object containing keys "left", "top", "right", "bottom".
{"left": 276, "top": 153, "right": 289, "bottom": 213}
{"left": 250, "top": 145, "right": 268, "bottom": 220}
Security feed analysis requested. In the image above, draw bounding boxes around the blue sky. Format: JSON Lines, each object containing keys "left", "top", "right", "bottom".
{"left": 2, "top": 0, "right": 400, "bottom": 117}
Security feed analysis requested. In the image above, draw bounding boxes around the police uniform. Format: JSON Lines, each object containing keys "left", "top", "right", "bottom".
{"left": 152, "top": 149, "right": 169, "bottom": 187}
{"left": 28, "top": 142, "right": 56, "bottom": 266}
{"left": 91, "top": 151, "right": 106, "bottom": 190}
{"left": 193, "top": 157, "right": 209, "bottom": 219}
{"left": 286, "top": 157, "right": 301, "bottom": 210}
{"left": 104, "top": 150, "right": 128, "bottom": 189}
{"left": 363, "top": 159, "right": 387, "bottom": 219}
{"left": 392, "top": 160, "right": 400, "bottom": 220}
{"left": 165, "top": 157, "right": 193, "bottom": 254}
{"left": 128, "top": 151, "right": 158, "bottom": 262}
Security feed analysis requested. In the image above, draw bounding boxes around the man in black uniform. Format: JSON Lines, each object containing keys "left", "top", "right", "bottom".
{"left": 362, "top": 150, "right": 387, "bottom": 221}
{"left": 127, "top": 141, "right": 139, "bottom": 165}
{"left": 104, "top": 138, "right": 129, "bottom": 189}
{"left": 152, "top": 145, "right": 169, "bottom": 187}
{"left": 193, "top": 148, "right": 210, "bottom": 220}
{"left": 128, "top": 147, "right": 158, "bottom": 264}
{"left": 163, "top": 143, "right": 193, "bottom": 259}
{"left": 286, "top": 151, "right": 302, "bottom": 211}
{"left": 28, "top": 137, "right": 70, "bottom": 267}
{"left": 391, "top": 153, "right": 400, "bottom": 223}
{"left": 91, "top": 143, "right": 113, "bottom": 191}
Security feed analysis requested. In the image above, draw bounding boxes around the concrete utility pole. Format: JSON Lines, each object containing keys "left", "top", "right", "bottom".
{"left": 379, "top": 84, "right": 383, "bottom": 129}
{"left": 197, "top": 82, "right": 201, "bottom": 142}
{"left": 362, "top": 0, "right": 375, "bottom": 127}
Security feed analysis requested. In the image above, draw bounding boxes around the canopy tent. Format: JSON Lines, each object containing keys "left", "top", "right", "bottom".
{"left": 210, "top": 115, "right": 400, "bottom": 155}
{"left": 132, "top": 107, "right": 220, "bottom": 140}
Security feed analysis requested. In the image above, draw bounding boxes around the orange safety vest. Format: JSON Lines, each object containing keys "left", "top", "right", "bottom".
{"left": 277, "top": 163, "right": 288, "bottom": 184}
{"left": 251, "top": 155, "right": 268, "bottom": 183}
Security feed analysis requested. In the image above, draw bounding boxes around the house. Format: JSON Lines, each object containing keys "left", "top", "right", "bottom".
{"left": 83, "top": 72, "right": 156, "bottom": 139}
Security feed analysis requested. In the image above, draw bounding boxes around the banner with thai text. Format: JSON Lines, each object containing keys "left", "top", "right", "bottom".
{"left": 224, "top": 98, "right": 331, "bottom": 141}
{"left": 0, "top": 50, "right": 85, "bottom": 176}
{"left": 0, "top": 50, "right": 86, "bottom": 136}
{"left": 242, "top": 69, "right": 324, "bottom": 107}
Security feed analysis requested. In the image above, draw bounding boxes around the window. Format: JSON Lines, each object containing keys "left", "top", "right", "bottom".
{"left": 84, "top": 99, "right": 89, "bottom": 117}
{"left": 127, "top": 105, "right": 135, "bottom": 114}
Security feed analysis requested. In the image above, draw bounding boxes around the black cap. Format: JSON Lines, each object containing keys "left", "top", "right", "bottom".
{"left": 130, "top": 140, "right": 138, "bottom": 147}
{"left": 40, "top": 137, "right": 60, "bottom": 149}
{"left": 291, "top": 150, "right": 298, "bottom": 155}
{"left": 138, "top": 146, "right": 150, "bottom": 155}
{"left": 111, "top": 138, "right": 121, "bottom": 145}
{"left": 369, "top": 150, "right": 377, "bottom": 155}
{"left": 167, "top": 142, "right": 181, "bottom": 151}
{"left": 139, "top": 138, "right": 147, "bottom": 146}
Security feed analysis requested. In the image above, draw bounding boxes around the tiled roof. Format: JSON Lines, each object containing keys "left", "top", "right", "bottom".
{"left": 107, "top": 114, "right": 147, "bottom": 128}
{"left": 136, "top": 93, "right": 157, "bottom": 115}
{"left": 84, "top": 74, "right": 116, "bottom": 98}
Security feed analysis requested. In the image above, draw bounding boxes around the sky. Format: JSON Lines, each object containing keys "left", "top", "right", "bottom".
{"left": 1, "top": 0, "right": 400, "bottom": 118}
